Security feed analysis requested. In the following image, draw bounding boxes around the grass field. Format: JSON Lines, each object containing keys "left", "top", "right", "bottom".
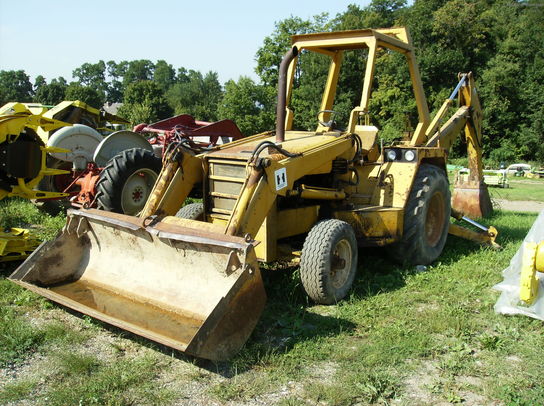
{"left": 1, "top": 198, "right": 543, "bottom": 405}
{"left": 446, "top": 173, "right": 544, "bottom": 202}
{"left": 489, "top": 177, "right": 544, "bottom": 202}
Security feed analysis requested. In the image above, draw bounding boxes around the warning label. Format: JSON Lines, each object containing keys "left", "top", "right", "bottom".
{"left": 275, "top": 168, "right": 287, "bottom": 191}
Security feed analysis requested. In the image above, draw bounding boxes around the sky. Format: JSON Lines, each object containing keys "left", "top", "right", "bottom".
{"left": 0, "top": 0, "right": 367, "bottom": 85}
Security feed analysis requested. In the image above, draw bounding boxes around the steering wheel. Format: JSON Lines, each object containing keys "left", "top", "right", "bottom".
{"left": 317, "top": 110, "right": 337, "bottom": 128}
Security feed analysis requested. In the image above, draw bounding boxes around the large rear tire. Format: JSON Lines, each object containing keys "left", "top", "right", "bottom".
{"left": 96, "top": 148, "right": 162, "bottom": 215}
{"left": 388, "top": 163, "right": 451, "bottom": 265}
{"left": 300, "top": 219, "right": 358, "bottom": 304}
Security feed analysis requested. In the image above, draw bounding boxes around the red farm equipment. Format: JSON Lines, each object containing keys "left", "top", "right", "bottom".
{"left": 54, "top": 115, "right": 243, "bottom": 214}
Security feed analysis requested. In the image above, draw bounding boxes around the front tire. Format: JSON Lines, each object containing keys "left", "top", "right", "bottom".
{"left": 96, "top": 148, "right": 162, "bottom": 215}
{"left": 176, "top": 202, "right": 204, "bottom": 220}
{"left": 389, "top": 163, "right": 451, "bottom": 265}
{"left": 300, "top": 219, "right": 358, "bottom": 304}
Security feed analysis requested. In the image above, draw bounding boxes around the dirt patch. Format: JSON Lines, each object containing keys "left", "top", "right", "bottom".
{"left": 494, "top": 199, "right": 544, "bottom": 213}
{"left": 401, "top": 362, "right": 496, "bottom": 406}
{"left": 402, "top": 361, "right": 448, "bottom": 405}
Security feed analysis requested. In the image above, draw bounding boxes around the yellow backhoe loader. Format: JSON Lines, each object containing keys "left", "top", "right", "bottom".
{"left": 10, "top": 28, "right": 497, "bottom": 360}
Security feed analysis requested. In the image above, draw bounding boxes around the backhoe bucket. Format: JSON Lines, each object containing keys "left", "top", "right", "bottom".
{"left": 9, "top": 209, "right": 266, "bottom": 361}
{"left": 452, "top": 180, "right": 493, "bottom": 218}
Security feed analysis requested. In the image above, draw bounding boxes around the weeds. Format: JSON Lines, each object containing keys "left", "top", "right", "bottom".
{"left": 0, "top": 379, "right": 37, "bottom": 403}
{"left": 306, "top": 369, "right": 400, "bottom": 405}
{"left": 44, "top": 355, "right": 175, "bottom": 406}
{"left": 0, "top": 197, "right": 65, "bottom": 240}
{"left": 0, "top": 309, "right": 88, "bottom": 366}
{"left": 0, "top": 309, "right": 44, "bottom": 366}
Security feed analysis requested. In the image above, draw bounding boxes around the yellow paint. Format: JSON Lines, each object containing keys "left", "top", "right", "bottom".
{"left": 277, "top": 206, "right": 319, "bottom": 240}
{"left": 0, "top": 107, "right": 70, "bottom": 200}
{"left": 536, "top": 242, "right": 544, "bottom": 272}
{"left": 334, "top": 207, "right": 403, "bottom": 245}
{"left": 0, "top": 228, "right": 41, "bottom": 262}
{"left": 448, "top": 223, "right": 500, "bottom": 249}
{"left": 370, "top": 161, "right": 418, "bottom": 207}
{"left": 520, "top": 242, "right": 539, "bottom": 304}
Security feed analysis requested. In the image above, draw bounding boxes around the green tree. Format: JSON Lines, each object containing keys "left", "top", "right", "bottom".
{"left": 33, "top": 75, "right": 46, "bottom": 93}
{"left": 364, "top": 0, "right": 406, "bottom": 27}
{"left": 218, "top": 77, "right": 276, "bottom": 135}
{"left": 34, "top": 78, "right": 68, "bottom": 105}
{"left": 72, "top": 61, "right": 108, "bottom": 100}
{"left": 176, "top": 67, "right": 190, "bottom": 83}
{"left": 290, "top": 50, "right": 330, "bottom": 130}
{"left": 166, "top": 70, "right": 222, "bottom": 121}
{"left": 65, "top": 83, "right": 104, "bottom": 108}
{"left": 118, "top": 80, "right": 172, "bottom": 124}
{"left": 106, "top": 60, "right": 128, "bottom": 103}
{"left": 123, "top": 60, "right": 155, "bottom": 88}
{"left": 153, "top": 60, "right": 176, "bottom": 92}
{"left": 0, "top": 70, "right": 34, "bottom": 105}
{"left": 255, "top": 15, "right": 328, "bottom": 87}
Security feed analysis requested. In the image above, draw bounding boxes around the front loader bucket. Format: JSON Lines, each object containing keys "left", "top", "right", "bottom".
{"left": 9, "top": 209, "right": 266, "bottom": 361}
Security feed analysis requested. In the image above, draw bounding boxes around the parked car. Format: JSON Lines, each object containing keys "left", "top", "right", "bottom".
{"left": 506, "top": 163, "right": 531, "bottom": 176}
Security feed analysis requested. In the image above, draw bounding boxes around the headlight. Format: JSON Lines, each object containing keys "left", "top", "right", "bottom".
{"left": 386, "top": 150, "right": 397, "bottom": 161}
{"left": 404, "top": 150, "right": 416, "bottom": 162}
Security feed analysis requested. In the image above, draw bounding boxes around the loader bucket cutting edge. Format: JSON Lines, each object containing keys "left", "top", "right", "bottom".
{"left": 9, "top": 209, "right": 266, "bottom": 361}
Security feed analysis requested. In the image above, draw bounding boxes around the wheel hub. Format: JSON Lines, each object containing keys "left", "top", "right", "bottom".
{"left": 132, "top": 186, "right": 144, "bottom": 202}
{"left": 426, "top": 191, "right": 445, "bottom": 247}
{"left": 330, "top": 239, "right": 352, "bottom": 289}
{"left": 120, "top": 169, "right": 158, "bottom": 215}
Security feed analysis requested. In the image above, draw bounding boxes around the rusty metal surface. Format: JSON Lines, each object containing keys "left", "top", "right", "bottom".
{"left": 452, "top": 182, "right": 493, "bottom": 218}
{"left": 67, "top": 208, "right": 142, "bottom": 230}
{"left": 133, "top": 114, "right": 243, "bottom": 146}
{"left": 276, "top": 47, "right": 299, "bottom": 143}
{"left": 9, "top": 211, "right": 266, "bottom": 361}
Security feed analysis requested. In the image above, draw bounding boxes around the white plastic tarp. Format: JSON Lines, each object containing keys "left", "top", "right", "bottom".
{"left": 494, "top": 210, "right": 544, "bottom": 321}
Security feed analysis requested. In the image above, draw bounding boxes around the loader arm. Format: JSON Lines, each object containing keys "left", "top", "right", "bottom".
{"left": 139, "top": 147, "right": 203, "bottom": 218}
{"left": 425, "top": 73, "right": 484, "bottom": 182}
{"left": 226, "top": 135, "right": 355, "bottom": 238}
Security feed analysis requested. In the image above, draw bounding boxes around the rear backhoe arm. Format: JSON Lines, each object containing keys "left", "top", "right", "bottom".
{"left": 425, "top": 72, "right": 485, "bottom": 185}
{"left": 426, "top": 72, "right": 493, "bottom": 217}
{"left": 424, "top": 73, "right": 497, "bottom": 244}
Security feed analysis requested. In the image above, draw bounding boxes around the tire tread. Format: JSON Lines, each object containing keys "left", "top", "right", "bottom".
{"left": 96, "top": 148, "right": 161, "bottom": 213}
{"left": 300, "top": 219, "right": 358, "bottom": 304}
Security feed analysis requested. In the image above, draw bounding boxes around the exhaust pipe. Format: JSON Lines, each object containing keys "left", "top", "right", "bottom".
{"left": 276, "top": 46, "right": 298, "bottom": 143}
